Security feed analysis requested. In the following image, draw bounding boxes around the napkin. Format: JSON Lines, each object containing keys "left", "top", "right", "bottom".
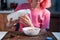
{"left": 52, "top": 32, "right": 60, "bottom": 40}
{"left": 0, "top": 32, "right": 7, "bottom": 40}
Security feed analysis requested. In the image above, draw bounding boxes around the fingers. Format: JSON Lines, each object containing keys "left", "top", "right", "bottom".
{"left": 21, "top": 15, "right": 29, "bottom": 20}
{"left": 20, "top": 17, "right": 32, "bottom": 26}
{"left": 10, "top": 18, "right": 13, "bottom": 22}
{"left": 13, "top": 17, "right": 20, "bottom": 25}
{"left": 6, "top": 17, "right": 20, "bottom": 29}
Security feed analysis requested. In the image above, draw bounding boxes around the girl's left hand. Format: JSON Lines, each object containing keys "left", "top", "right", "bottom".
{"left": 20, "top": 15, "right": 34, "bottom": 27}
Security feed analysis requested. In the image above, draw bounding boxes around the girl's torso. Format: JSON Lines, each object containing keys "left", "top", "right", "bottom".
{"left": 17, "top": 3, "right": 45, "bottom": 27}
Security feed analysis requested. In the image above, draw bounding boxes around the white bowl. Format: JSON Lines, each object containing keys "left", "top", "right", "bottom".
{"left": 23, "top": 27, "right": 40, "bottom": 36}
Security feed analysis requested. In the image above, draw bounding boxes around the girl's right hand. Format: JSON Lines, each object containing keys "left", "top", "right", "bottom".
{"left": 6, "top": 17, "right": 20, "bottom": 27}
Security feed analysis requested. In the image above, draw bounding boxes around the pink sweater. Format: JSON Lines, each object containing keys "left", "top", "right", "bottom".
{"left": 15, "top": 3, "right": 50, "bottom": 32}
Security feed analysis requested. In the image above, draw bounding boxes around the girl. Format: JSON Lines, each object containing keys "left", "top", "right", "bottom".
{"left": 7, "top": 0, "right": 51, "bottom": 32}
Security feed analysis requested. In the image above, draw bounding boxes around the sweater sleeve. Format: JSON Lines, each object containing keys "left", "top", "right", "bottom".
{"left": 43, "top": 9, "right": 50, "bottom": 29}
{"left": 14, "top": 3, "right": 31, "bottom": 32}
{"left": 14, "top": 4, "right": 23, "bottom": 11}
{"left": 14, "top": 3, "right": 26, "bottom": 32}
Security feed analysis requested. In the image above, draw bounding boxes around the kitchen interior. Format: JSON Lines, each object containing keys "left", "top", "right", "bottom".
{"left": 0, "top": 0, "right": 60, "bottom": 40}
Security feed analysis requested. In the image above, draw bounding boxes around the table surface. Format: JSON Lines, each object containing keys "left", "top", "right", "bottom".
{"left": 2, "top": 31, "right": 57, "bottom": 40}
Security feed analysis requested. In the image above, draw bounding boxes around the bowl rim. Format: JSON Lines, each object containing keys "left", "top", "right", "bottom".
{"left": 23, "top": 27, "right": 40, "bottom": 30}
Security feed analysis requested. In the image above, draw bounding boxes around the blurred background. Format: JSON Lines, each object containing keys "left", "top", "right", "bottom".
{"left": 0, "top": 0, "right": 60, "bottom": 12}
{"left": 0, "top": 0, "right": 28, "bottom": 10}
{"left": 0, "top": 0, "right": 60, "bottom": 32}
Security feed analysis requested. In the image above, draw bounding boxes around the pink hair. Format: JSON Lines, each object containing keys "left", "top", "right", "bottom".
{"left": 28, "top": 0, "right": 51, "bottom": 9}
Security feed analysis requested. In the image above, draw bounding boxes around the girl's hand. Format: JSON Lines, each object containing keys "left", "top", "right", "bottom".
{"left": 6, "top": 17, "right": 20, "bottom": 27}
{"left": 20, "top": 15, "right": 34, "bottom": 27}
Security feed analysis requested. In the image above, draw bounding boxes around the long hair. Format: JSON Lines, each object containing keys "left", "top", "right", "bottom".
{"left": 28, "top": 0, "right": 51, "bottom": 9}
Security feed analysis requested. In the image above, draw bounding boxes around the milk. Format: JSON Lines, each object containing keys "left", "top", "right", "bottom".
{"left": 7, "top": 9, "right": 31, "bottom": 21}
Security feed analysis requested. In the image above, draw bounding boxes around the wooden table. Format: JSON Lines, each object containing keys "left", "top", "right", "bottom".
{"left": 2, "top": 31, "right": 57, "bottom": 40}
